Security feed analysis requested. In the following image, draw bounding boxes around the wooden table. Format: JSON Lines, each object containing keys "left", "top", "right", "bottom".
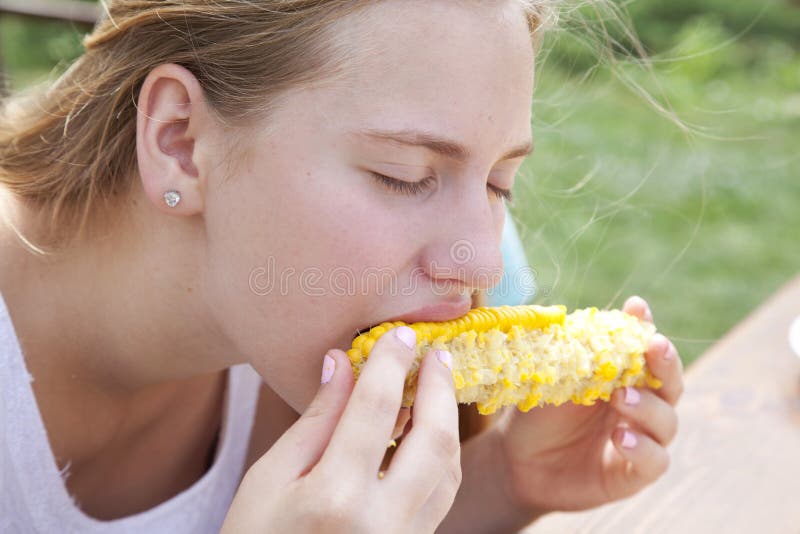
{"left": 524, "top": 274, "right": 800, "bottom": 534}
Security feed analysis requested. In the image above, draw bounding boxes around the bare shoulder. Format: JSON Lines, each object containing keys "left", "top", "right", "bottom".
{"left": 244, "top": 381, "right": 300, "bottom": 473}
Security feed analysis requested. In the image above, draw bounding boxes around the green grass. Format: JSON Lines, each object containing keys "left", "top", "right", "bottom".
{"left": 2, "top": 10, "right": 798, "bottom": 368}
{"left": 515, "top": 49, "right": 799, "bottom": 366}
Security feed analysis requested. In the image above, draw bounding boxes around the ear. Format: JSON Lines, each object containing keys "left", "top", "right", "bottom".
{"left": 136, "top": 63, "right": 211, "bottom": 216}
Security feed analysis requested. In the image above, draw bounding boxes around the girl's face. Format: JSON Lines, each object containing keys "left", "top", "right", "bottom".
{"left": 202, "top": 1, "right": 535, "bottom": 412}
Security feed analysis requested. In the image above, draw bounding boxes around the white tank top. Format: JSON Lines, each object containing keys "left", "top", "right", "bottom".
{"left": 0, "top": 291, "right": 263, "bottom": 533}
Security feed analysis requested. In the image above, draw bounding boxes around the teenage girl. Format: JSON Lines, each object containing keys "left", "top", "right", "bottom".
{"left": 0, "top": 1, "right": 683, "bottom": 532}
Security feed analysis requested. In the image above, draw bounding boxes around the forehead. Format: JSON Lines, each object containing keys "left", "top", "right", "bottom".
{"left": 311, "top": 1, "right": 536, "bottom": 158}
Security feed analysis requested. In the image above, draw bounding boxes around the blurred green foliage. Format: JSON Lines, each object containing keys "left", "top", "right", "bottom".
{"left": 520, "top": 0, "right": 799, "bottom": 364}
{"left": 0, "top": 15, "right": 85, "bottom": 89}
{"left": 627, "top": 0, "right": 800, "bottom": 52}
{"left": 517, "top": 65, "right": 798, "bottom": 364}
{"left": 545, "top": 1, "right": 799, "bottom": 87}
{"left": 1, "top": 0, "right": 798, "bottom": 366}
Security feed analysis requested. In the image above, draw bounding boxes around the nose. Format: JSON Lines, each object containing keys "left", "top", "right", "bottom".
{"left": 419, "top": 188, "right": 504, "bottom": 296}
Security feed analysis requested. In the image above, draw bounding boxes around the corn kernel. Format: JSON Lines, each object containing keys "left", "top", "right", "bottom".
{"left": 348, "top": 305, "right": 658, "bottom": 415}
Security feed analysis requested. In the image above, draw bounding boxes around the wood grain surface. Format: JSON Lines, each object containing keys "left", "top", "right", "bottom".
{"left": 523, "top": 274, "right": 800, "bottom": 534}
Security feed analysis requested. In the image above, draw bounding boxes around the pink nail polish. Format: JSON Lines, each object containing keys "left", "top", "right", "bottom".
{"left": 653, "top": 333, "right": 669, "bottom": 356}
{"left": 395, "top": 326, "right": 417, "bottom": 350}
{"left": 621, "top": 430, "right": 638, "bottom": 449}
{"left": 662, "top": 339, "right": 677, "bottom": 361}
{"left": 436, "top": 350, "right": 453, "bottom": 371}
{"left": 624, "top": 386, "right": 641, "bottom": 405}
{"left": 321, "top": 353, "right": 336, "bottom": 384}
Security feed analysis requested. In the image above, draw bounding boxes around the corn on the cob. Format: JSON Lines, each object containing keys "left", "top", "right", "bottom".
{"left": 347, "top": 305, "right": 660, "bottom": 415}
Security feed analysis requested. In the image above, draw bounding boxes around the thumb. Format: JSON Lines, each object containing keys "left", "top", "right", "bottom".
{"left": 254, "top": 349, "right": 354, "bottom": 485}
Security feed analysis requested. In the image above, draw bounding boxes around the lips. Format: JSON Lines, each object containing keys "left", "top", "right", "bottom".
{"left": 352, "top": 299, "right": 472, "bottom": 340}
{"left": 387, "top": 299, "right": 472, "bottom": 324}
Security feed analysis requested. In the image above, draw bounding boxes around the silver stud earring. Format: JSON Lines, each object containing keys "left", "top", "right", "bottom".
{"left": 163, "top": 190, "right": 181, "bottom": 208}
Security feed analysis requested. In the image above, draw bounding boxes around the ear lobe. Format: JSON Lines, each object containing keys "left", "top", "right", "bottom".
{"left": 136, "top": 64, "right": 207, "bottom": 215}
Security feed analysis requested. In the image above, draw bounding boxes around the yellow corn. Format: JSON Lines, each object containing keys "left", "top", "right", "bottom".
{"left": 346, "top": 304, "right": 660, "bottom": 415}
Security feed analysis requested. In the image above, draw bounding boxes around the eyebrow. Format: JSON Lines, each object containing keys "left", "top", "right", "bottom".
{"left": 351, "top": 128, "right": 534, "bottom": 163}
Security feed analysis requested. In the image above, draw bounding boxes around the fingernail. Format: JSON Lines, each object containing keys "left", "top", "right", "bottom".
{"left": 644, "top": 305, "right": 653, "bottom": 323}
{"left": 621, "top": 430, "right": 638, "bottom": 449}
{"left": 653, "top": 333, "right": 669, "bottom": 356}
{"left": 663, "top": 341, "right": 676, "bottom": 361}
{"left": 435, "top": 350, "right": 453, "bottom": 371}
{"left": 624, "top": 386, "right": 641, "bottom": 405}
{"left": 395, "top": 326, "right": 417, "bottom": 350}
{"left": 321, "top": 352, "right": 336, "bottom": 384}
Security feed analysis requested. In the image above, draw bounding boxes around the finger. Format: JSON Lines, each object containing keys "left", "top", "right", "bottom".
{"left": 623, "top": 295, "right": 653, "bottom": 323}
{"left": 385, "top": 350, "right": 462, "bottom": 513}
{"left": 253, "top": 349, "right": 354, "bottom": 486}
{"left": 610, "top": 426, "right": 670, "bottom": 488}
{"left": 612, "top": 387, "right": 679, "bottom": 446}
{"left": 411, "top": 478, "right": 461, "bottom": 534}
{"left": 645, "top": 333, "right": 684, "bottom": 405}
{"left": 321, "top": 326, "right": 418, "bottom": 477}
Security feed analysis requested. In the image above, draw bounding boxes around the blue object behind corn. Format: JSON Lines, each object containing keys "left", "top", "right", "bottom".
{"left": 487, "top": 210, "right": 537, "bottom": 306}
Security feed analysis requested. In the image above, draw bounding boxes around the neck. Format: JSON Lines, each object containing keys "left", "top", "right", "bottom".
{"left": 0, "top": 185, "right": 240, "bottom": 396}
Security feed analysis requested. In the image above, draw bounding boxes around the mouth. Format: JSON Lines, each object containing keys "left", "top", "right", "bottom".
{"left": 351, "top": 299, "right": 473, "bottom": 341}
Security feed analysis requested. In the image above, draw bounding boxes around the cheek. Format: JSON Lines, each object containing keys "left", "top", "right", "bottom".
{"left": 282, "top": 174, "right": 414, "bottom": 272}
{"left": 199, "top": 165, "right": 392, "bottom": 352}
{"left": 494, "top": 204, "right": 506, "bottom": 235}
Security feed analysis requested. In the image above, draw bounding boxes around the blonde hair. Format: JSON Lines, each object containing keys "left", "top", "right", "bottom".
{"left": 0, "top": 0, "right": 553, "bottom": 254}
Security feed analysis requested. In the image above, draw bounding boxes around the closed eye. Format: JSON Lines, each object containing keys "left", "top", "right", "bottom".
{"left": 489, "top": 183, "right": 513, "bottom": 203}
{"left": 369, "top": 172, "right": 436, "bottom": 196}
{"left": 370, "top": 172, "right": 513, "bottom": 203}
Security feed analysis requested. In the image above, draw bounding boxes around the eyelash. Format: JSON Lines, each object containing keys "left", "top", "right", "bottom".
{"left": 369, "top": 172, "right": 514, "bottom": 203}
{"left": 370, "top": 172, "right": 436, "bottom": 196}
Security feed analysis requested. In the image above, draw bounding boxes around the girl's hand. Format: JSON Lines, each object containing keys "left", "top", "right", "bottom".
{"left": 221, "top": 327, "right": 461, "bottom": 534}
{"left": 496, "top": 296, "right": 684, "bottom": 513}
